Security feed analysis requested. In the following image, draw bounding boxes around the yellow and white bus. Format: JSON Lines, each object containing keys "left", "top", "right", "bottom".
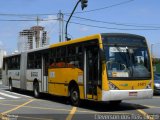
{"left": 2, "top": 33, "right": 153, "bottom": 106}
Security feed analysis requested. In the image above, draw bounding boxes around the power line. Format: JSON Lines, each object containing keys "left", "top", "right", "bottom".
{"left": 67, "top": 15, "right": 160, "bottom": 29}
{"left": 0, "top": 18, "right": 58, "bottom": 22}
{"left": 64, "top": 20, "right": 160, "bottom": 31}
{"left": 0, "top": 0, "right": 135, "bottom": 17}
{"left": 1, "top": 17, "right": 159, "bottom": 30}
{"left": 66, "top": 0, "right": 135, "bottom": 14}
{"left": 47, "top": 21, "right": 58, "bottom": 34}
{"left": 2, "top": 17, "right": 157, "bottom": 30}
{"left": 0, "top": 13, "right": 57, "bottom": 17}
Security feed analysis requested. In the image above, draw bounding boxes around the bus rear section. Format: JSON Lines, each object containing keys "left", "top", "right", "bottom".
{"left": 101, "top": 33, "right": 153, "bottom": 102}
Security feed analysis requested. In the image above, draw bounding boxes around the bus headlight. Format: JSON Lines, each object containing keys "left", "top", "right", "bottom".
{"left": 109, "top": 82, "right": 119, "bottom": 90}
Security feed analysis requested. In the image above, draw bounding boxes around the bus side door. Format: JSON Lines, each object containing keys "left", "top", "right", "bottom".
{"left": 85, "top": 45, "right": 99, "bottom": 100}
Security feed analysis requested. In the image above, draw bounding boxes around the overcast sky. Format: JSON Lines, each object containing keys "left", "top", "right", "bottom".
{"left": 0, "top": 0, "right": 160, "bottom": 57}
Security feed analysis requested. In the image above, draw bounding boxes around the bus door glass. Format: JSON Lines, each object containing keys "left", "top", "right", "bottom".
{"left": 43, "top": 52, "right": 49, "bottom": 92}
{"left": 85, "top": 45, "right": 99, "bottom": 99}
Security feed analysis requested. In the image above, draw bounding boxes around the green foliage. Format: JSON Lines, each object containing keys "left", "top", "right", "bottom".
{"left": 152, "top": 58, "right": 160, "bottom": 73}
{"left": 155, "top": 64, "right": 160, "bottom": 73}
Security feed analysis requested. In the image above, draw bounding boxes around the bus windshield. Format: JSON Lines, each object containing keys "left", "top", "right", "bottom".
{"left": 103, "top": 36, "right": 151, "bottom": 80}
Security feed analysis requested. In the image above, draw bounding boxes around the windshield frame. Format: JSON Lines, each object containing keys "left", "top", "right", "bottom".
{"left": 102, "top": 35, "right": 151, "bottom": 80}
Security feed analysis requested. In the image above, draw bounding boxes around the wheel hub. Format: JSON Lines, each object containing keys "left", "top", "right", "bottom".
{"left": 72, "top": 91, "right": 78, "bottom": 101}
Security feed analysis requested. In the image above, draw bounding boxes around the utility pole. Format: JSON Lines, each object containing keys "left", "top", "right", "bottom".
{"left": 36, "top": 16, "right": 40, "bottom": 26}
{"left": 61, "top": 12, "right": 64, "bottom": 42}
{"left": 57, "top": 11, "right": 64, "bottom": 42}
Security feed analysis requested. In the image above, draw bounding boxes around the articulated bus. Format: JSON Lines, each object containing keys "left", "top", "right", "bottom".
{"left": 2, "top": 33, "right": 153, "bottom": 106}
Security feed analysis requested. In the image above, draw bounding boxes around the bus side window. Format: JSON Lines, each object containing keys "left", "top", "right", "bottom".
{"left": 49, "top": 48, "right": 56, "bottom": 67}
{"left": 3, "top": 58, "right": 6, "bottom": 70}
{"left": 75, "top": 46, "right": 83, "bottom": 70}
{"left": 35, "top": 53, "right": 42, "bottom": 69}
{"left": 66, "top": 45, "right": 75, "bottom": 68}
{"left": 56, "top": 47, "right": 66, "bottom": 68}
{"left": 7, "top": 55, "right": 20, "bottom": 70}
{"left": 66, "top": 45, "right": 83, "bottom": 70}
{"left": 27, "top": 53, "right": 34, "bottom": 69}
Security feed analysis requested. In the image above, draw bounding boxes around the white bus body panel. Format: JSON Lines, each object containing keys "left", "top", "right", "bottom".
{"left": 20, "top": 52, "right": 27, "bottom": 90}
{"left": 102, "top": 89, "right": 153, "bottom": 101}
{"left": 2, "top": 70, "right": 8, "bottom": 86}
{"left": 8, "top": 70, "right": 20, "bottom": 88}
{"left": 42, "top": 76, "right": 48, "bottom": 92}
{"left": 26, "top": 69, "right": 42, "bottom": 91}
{"left": 2, "top": 60, "right": 8, "bottom": 86}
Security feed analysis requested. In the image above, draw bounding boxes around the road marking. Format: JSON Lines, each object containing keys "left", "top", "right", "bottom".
{"left": 0, "top": 103, "right": 20, "bottom": 107}
{"left": 18, "top": 115, "right": 54, "bottom": 120}
{"left": 144, "top": 105, "right": 160, "bottom": 108}
{"left": 4, "top": 90, "right": 32, "bottom": 98}
{"left": 76, "top": 110, "right": 131, "bottom": 114}
{"left": 0, "top": 99, "right": 31, "bottom": 102}
{"left": 66, "top": 107, "right": 77, "bottom": 120}
{"left": 0, "top": 102, "right": 131, "bottom": 115}
{"left": 153, "top": 96, "right": 160, "bottom": 98}
{"left": 0, "top": 92, "right": 20, "bottom": 99}
{"left": 0, "top": 97, "right": 5, "bottom": 100}
{"left": 2, "top": 99, "right": 34, "bottom": 114}
{"left": 130, "top": 103, "right": 155, "bottom": 120}
{"left": 137, "top": 109, "right": 154, "bottom": 120}
{"left": 0, "top": 102, "right": 71, "bottom": 112}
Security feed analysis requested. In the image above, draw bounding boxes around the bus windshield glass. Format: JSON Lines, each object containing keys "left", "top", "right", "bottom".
{"left": 102, "top": 36, "right": 151, "bottom": 80}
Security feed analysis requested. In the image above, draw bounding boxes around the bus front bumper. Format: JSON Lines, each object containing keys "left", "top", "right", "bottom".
{"left": 102, "top": 89, "right": 153, "bottom": 101}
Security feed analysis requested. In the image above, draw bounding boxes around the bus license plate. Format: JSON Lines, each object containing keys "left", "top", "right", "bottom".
{"left": 129, "top": 92, "right": 137, "bottom": 96}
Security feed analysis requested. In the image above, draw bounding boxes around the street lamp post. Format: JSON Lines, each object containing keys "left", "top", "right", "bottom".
{"left": 65, "top": 0, "right": 81, "bottom": 41}
{"left": 65, "top": 0, "right": 88, "bottom": 41}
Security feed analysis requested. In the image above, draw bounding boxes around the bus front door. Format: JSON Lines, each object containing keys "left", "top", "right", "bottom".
{"left": 85, "top": 46, "right": 99, "bottom": 100}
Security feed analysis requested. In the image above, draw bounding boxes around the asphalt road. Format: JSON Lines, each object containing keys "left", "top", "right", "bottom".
{"left": 0, "top": 83, "right": 160, "bottom": 120}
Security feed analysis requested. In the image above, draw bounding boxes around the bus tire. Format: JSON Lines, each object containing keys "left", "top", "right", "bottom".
{"left": 33, "top": 82, "right": 40, "bottom": 98}
{"left": 70, "top": 86, "right": 80, "bottom": 106}
{"left": 9, "top": 79, "right": 13, "bottom": 92}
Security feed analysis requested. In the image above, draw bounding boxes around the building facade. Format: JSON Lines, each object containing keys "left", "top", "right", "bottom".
{"left": 0, "top": 49, "right": 7, "bottom": 79}
{"left": 18, "top": 26, "right": 49, "bottom": 52}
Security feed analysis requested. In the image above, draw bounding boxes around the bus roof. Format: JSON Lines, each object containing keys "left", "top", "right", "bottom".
{"left": 101, "top": 33, "right": 145, "bottom": 39}
{"left": 4, "top": 45, "right": 50, "bottom": 58}
{"left": 49, "top": 33, "right": 101, "bottom": 48}
{"left": 49, "top": 33, "right": 145, "bottom": 49}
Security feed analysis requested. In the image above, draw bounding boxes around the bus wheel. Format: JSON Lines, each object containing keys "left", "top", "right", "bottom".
{"left": 33, "top": 82, "right": 40, "bottom": 98}
{"left": 109, "top": 100, "right": 122, "bottom": 106}
{"left": 9, "top": 79, "right": 13, "bottom": 91}
{"left": 70, "top": 86, "right": 80, "bottom": 106}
